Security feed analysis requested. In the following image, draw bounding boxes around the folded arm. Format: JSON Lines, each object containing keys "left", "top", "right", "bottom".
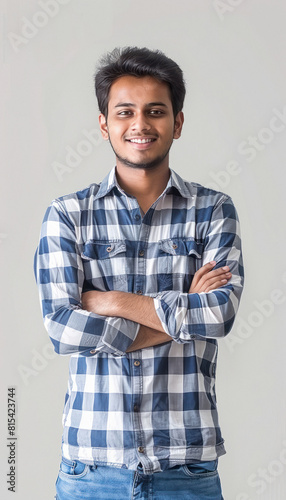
{"left": 154, "top": 196, "right": 244, "bottom": 341}
{"left": 82, "top": 262, "right": 233, "bottom": 351}
{"left": 34, "top": 200, "right": 140, "bottom": 356}
{"left": 82, "top": 195, "right": 243, "bottom": 346}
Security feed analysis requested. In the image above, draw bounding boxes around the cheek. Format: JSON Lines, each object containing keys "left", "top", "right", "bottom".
{"left": 160, "top": 121, "right": 176, "bottom": 137}
{"left": 108, "top": 123, "right": 126, "bottom": 141}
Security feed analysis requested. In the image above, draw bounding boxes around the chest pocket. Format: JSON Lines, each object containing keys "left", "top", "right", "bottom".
{"left": 158, "top": 238, "right": 203, "bottom": 289}
{"left": 81, "top": 239, "right": 127, "bottom": 291}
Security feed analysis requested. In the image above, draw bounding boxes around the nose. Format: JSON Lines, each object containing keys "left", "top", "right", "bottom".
{"left": 131, "top": 112, "right": 151, "bottom": 132}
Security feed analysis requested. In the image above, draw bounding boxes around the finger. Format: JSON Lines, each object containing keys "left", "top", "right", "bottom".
{"left": 201, "top": 272, "right": 232, "bottom": 287}
{"left": 200, "top": 266, "right": 230, "bottom": 280}
{"left": 200, "top": 272, "right": 231, "bottom": 291}
{"left": 192, "top": 273, "right": 230, "bottom": 294}
{"left": 195, "top": 270, "right": 232, "bottom": 292}
{"left": 195, "top": 261, "right": 217, "bottom": 279}
{"left": 204, "top": 279, "right": 229, "bottom": 293}
{"left": 194, "top": 267, "right": 231, "bottom": 287}
{"left": 189, "top": 261, "right": 216, "bottom": 290}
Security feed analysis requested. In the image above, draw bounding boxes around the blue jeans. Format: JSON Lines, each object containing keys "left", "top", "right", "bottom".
{"left": 55, "top": 457, "right": 224, "bottom": 499}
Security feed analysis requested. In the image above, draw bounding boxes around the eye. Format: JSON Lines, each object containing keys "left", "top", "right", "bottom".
{"left": 117, "top": 110, "right": 132, "bottom": 116}
{"left": 149, "top": 109, "right": 164, "bottom": 115}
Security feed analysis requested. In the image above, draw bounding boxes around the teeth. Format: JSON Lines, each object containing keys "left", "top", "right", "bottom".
{"left": 129, "top": 138, "right": 154, "bottom": 144}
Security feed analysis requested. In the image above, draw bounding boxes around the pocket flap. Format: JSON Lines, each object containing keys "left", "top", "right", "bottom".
{"left": 159, "top": 238, "right": 203, "bottom": 258}
{"left": 183, "top": 239, "right": 203, "bottom": 258}
{"left": 159, "top": 239, "right": 178, "bottom": 255}
{"left": 81, "top": 240, "right": 126, "bottom": 260}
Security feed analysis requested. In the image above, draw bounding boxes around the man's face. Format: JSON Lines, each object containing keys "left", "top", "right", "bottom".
{"left": 99, "top": 75, "right": 184, "bottom": 170}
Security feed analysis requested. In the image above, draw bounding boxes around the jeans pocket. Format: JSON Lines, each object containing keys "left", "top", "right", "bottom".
{"left": 182, "top": 459, "right": 218, "bottom": 477}
{"left": 59, "top": 457, "right": 90, "bottom": 479}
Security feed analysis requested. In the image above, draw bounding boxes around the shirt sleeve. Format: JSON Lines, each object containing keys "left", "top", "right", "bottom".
{"left": 34, "top": 200, "right": 140, "bottom": 356}
{"left": 153, "top": 195, "right": 244, "bottom": 341}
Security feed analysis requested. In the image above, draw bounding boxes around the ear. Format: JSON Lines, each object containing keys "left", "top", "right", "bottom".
{"left": 99, "top": 114, "right": 109, "bottom": 140}
{"left": 173, "top": 111, "right": 184, "bottom": 139}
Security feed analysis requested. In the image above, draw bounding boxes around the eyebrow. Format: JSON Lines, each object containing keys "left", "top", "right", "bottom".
{"left": 114, "top": 102, "right": 168, "bottom": 108}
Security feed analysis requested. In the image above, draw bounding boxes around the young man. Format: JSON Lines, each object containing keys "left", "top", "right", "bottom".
{"left": 34, "top": 47, "right": 244, "bottom": 499}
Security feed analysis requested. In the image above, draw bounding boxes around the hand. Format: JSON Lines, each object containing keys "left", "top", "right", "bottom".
{"left": 189, "top": 261, "right": 232, "bottom": 293}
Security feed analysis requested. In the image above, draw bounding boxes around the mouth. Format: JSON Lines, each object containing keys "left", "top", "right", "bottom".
{"left": 126, "top": 137, "right": 156, "bottom": 144}
{"left": 125, "top": 137, "right": 157, "bottom": 150}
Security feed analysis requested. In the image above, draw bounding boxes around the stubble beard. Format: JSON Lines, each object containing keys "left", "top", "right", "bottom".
{"left": 108, "top": 138, "right": 173, "bottom": 170}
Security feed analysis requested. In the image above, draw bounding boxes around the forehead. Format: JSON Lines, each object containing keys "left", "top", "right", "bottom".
{"left": 108, "top": 75, "right": 171, "bottom": 108}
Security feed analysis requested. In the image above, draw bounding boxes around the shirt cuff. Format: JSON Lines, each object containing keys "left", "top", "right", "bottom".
{"left": 154, "top": 290, "right": 204, "bottom": 342}
{"left": 153, "top": 291, "right": 182, "bottom": 338}
{"left": 94, "top": 317, "right": 141, "bottom": 356}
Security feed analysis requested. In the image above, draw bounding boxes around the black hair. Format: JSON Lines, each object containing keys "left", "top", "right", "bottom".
{"left": 94, "top": 46, "right": 186, "bottom": 119}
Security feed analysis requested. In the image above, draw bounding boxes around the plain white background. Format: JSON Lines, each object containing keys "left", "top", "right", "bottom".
{"left": 1, "top": 1, "right": 286, "bottom": 498}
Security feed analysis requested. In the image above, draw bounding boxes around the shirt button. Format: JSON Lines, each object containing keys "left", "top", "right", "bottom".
{"left": 106, "top": 246, "right": 112, "bottom": 253}
{"left": 172, "top": 243, "right": 178, "bottom": 249}
{"left": 134, "top": 360, "right": 140, "bottom": 367}
{"left": 190, "top": 335, "right": 196, "bottom": 339}
{"left": 90, "top": 349, "right": 97, "bottom": 354}
{"left": 138, "top": 447, "right": 144, "bottom": 453}
{"left": 139, "top": 250, "right": 144, "bottom": 257}
{"left": 134, "top": 404, "right": 139, "bottom": 412}
{"left": 136, "top": 290, "right": 143, "bottom": 295}
{"left": 134, "top": 215, "right": 140, "bottom": 221}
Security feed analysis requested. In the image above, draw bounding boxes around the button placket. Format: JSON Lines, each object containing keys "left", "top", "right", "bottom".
{"left": 134, "top": 222, "right": 148, "bottom": 296}
{"left": 131, "top": 354, "right": 145, "bottom": 459}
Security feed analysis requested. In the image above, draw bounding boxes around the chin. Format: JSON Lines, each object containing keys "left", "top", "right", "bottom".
{"left": 117, "top": 154, "right": 169, "bottom": 170}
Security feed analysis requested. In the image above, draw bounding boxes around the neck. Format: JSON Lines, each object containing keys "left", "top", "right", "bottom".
{"left": 115, "top": 163, "right": 170, "bottom": 212}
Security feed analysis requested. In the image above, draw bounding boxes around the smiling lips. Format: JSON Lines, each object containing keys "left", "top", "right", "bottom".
{"left": 126, "top": 137, "right": 156, "bottom": 144}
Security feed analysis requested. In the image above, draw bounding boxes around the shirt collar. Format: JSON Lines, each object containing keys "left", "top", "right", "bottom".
{"left": 165, "top": 169, "right": 191, "bottom": 198}
{"left": 94, "top": 167, "right": 191, "bottom": 200}
{"left": 94, "top": 167, "right": 121, "bottom": 199}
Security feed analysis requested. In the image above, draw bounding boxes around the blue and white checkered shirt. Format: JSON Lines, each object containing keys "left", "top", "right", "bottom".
{"left": 34, "top": 167, "right": 244, "bottom": 474}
